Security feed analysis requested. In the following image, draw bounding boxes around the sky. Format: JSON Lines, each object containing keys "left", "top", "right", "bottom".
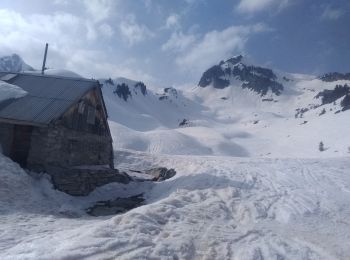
{"left": 0, "top": 0, "right": 349, "bottom": 87}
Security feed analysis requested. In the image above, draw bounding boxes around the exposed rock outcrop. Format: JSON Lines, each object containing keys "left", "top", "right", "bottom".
{"left": 319, "top": 72, "right": 350, "bottom": 82}
{"left": 198, "top": 55, "right": 284, "bottom": 96}
{"left": 112, "top": 81, "right": 147, "bottom": 101}
{"left": 87, "top": 194, "right": 144, "bottom": 216}
{"left": 315, "top": 84, "right": 350, "bottom": 111}
{"left": 146, "top": 167, "right": 176, "bottom": 181}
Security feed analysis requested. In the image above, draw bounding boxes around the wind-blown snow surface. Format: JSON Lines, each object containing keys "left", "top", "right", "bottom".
{"left": 1, "top": 151, "right": 350, "bottom": 259}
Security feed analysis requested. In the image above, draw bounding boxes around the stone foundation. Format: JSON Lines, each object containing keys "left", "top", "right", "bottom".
{"left": 46, "top": 166, "right": 131, "bottom": 196}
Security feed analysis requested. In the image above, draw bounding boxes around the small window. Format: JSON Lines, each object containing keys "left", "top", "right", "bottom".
{"left": 87, "top": 106, "right": 96, "bottom": 124}
{"left": 78, "top": 102, "right": 85, "bottom": 114}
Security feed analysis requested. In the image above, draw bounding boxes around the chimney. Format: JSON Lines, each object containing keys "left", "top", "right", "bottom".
{"left": 41, "top": 43, "right": 48, "bottom": 75}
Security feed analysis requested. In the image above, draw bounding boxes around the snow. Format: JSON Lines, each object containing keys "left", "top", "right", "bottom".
{"left": 1, "top": 69, "right": 350, "bottom": 259}
{"left": 43, "top": 69, "right": 83, "bottom": 78}
{"left": 102, "top": 75, "right": 350, "bottom": 158}
{"left": 0, "top": 151, "right": 350, "bottom": 259}
{"left": 0, "top": 80, "right": 27, "bottom": 102}
{"left": 26, "top": 69, "right": 83, "bottom": 78}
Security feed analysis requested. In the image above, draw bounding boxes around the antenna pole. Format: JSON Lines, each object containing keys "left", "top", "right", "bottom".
{"left": 41, "top": 43, "right": 48, "bottom": 75}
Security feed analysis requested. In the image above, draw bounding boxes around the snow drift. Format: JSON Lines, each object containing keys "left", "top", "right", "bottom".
{"left": 1, "top": 151, "right": 350, "bottom": 259}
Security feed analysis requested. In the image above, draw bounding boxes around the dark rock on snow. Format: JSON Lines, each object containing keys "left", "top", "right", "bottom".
{"left": 319, "top": 72, "right": 350, "bottom": 82}
{"left": 315, "top": 84, "right": 350, "bottom": 105}
{"left": 134, "top": 82, "right": 147, "bottom": 95}
{"left": 113, "top": 81, "right": 147, "bottom": 101}
{"left": 87, "top": 194, "right": 144, "bottom": 216}
{"left": 164, "top": 87, "right": 178, "bottom": 96}
{"left": 104, "top": 78, "right": 114, "bottom": 85}
{"left": 114, "top": 83, "right": 132, "bottom": 101}
{"left": 146, "top": 167, "right": 177, "bottom": 181}
{"left": 179, "top": 119, "right": 188, "bottom": 127}
{"left": 341, "top": 94, "right": 350, "bottom": 111}
{"left": 158, "top": 87, "right": 178, "bottom": 101}
{"left": 198, "top": 64, "right": 230, "bottom": 89}
{"left": 315, "top": 84, "right": 350, "bottom": 112}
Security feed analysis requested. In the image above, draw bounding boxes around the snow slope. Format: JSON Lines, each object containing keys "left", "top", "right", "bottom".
{"left": 103, "top": 72, "right": 350, "bottom": 158}
{"left": 1, "top": 151, "right": 350, "bottom": 259}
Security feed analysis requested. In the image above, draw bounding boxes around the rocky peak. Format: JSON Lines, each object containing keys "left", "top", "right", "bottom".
{"left": 0, "top": 54, "right": 34, "bottom": 72}
{"left": 112, "top": 80, "right": 148, "bottom": 101}
{"left": 198, "top": 55, "right": 284, "bottom": 96}
{"left": 226, "top": 55, "right": 243, "bottom": 65}
{"left": 158, "top": 87, "right": 178, "bottom": 101}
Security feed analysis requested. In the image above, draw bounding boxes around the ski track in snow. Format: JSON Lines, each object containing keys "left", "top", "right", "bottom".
{"left": 1, "top": 151, "right": 350, "bottom": 259}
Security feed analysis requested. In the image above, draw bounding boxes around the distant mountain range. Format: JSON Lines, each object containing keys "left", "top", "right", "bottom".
{"left": 97, "top": 54, "right": 350, "bottom": 117}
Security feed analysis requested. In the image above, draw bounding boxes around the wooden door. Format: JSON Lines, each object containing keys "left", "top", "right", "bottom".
{"left": 11, "top": 125, "right": 33, "bottom": 167}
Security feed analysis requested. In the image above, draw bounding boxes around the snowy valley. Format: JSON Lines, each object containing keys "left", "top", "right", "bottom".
{"left": 0, "top": 54, "right": 350, "bottom": 259}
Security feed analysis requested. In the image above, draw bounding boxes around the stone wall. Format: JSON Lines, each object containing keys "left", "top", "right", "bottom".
{"left": 1, "top": 122, "right": 117, "bottom": 196}
{"left": 27, "top": 125, "right": 114, "bottom": 172}
{"left": 46, "top": 166, "right": 131, "bottom": 196}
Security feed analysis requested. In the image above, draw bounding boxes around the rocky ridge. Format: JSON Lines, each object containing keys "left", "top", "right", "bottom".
{"left": 198, "top": 55, "right": 284, "bottom": 96}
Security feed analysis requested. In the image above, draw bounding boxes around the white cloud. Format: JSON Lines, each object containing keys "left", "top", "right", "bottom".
{"left": 53, "top": 0, "right": 70, "bottom": 5}
{"left": 165, "top": 14, "right": 180, "bottom": 29}
{"left": 236, "top": 0, "right": 289, "bottom": 14}
{"left": 0, "top": 9, "right": 120, "bottom": 78}
{"left": 66, "top": 49, "right": 155, "bottom": 83}
{"left": 174, "top": 23, "right": 270, "bottom": 74}
{"left": 0, "top": 6, "right": 156, "bottom": 84}
{"left": 0, "top": 9, "right": 83, "bottom": 51}
{"left": 99, "top": 23, "right": 114, "bottom": 38}
{"left": 83, "top": 0, "right": 114, "bottom": 22}
{"left": 321, "top": 6, "right": 344, "bottom": 21}
{"left": 119, "top": 15, "right": 154, "bottom": 46}
{"left": 161, "top": 31, "right": 196, "bottom": 52}
{"left": 86, "top": 22, "right": 98, "bottom": 41}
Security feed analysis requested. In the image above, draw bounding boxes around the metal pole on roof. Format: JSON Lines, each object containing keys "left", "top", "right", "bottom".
{"left": 41, "top": 43, "right": 48, "bottom": 75}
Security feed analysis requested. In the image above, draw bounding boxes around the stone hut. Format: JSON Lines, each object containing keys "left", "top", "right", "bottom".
{"left": 0, "top": 72, "right": 128, "bottom": 195}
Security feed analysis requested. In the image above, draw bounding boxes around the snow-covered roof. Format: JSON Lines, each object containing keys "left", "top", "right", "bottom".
{"left": 0, "top": 72, "right": 99, "bottom": 126}
{"left": 0, "top": 79, "right": 27, "bottom": 103}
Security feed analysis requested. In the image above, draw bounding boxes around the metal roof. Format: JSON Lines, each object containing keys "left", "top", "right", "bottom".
{"left": 0, "top": 72, "right": 98, "bottom": 126}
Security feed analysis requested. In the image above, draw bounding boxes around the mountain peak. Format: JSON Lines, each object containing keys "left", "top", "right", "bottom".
{"left": 0, "top": 53, "right": 34, "bottom": 72}
{"left": 226, "top": 55, "right": 244, "bottom": 65}
{"left": 198, "top": 56, "right": 284, "bottom": 96}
